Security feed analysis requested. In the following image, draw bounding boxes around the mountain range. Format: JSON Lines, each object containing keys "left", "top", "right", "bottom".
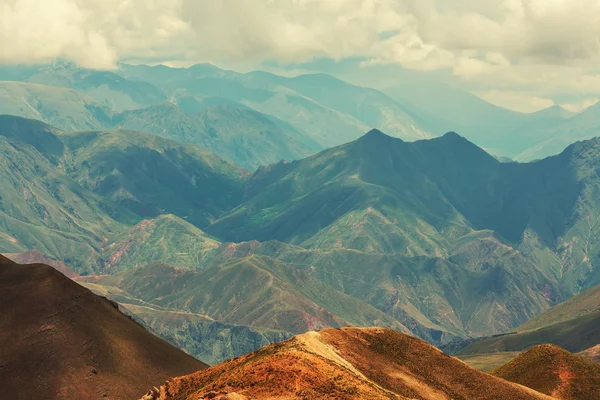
{"left": 5, "top": 61, "right": 600, "bottom": 167}
{"left": 382, "top": 80, "right": 600, "bottom": 161}
{"left": 3, "top": 113, "right": 600, "bottom": 368}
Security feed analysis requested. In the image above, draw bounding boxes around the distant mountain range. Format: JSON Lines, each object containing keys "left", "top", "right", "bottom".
{"left": 3, "top": 61, "right": 600, "bottom": 166}
{"left": 382, "top": 80, "right": 600, "bottom": 161}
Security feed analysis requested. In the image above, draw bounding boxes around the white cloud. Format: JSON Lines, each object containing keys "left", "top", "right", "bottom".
{"left": 475, "top": 90, "right": 555, "bottom": 113}
{"left": 562, "top": 98, "right": 600, "bottom": 113}
{"left": 2, "top": 0, "right": 600, "bottom": 102}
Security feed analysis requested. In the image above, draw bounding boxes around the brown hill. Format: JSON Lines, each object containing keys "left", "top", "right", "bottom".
{"left": 143, "top": 327, "right": 553, "bottom": 400}
{"left": 0, "top": 254, "right": 207, "bottom": 400}
{"left": 493, "top": 344, "right": 600, "bottom": 400}
{"left": 5, "top": 250, "right": 80, "bottom": 278}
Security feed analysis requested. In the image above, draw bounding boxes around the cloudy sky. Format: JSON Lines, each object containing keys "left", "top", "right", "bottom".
{"left": 2, "top": 0, "right": 600, "bottom": 112}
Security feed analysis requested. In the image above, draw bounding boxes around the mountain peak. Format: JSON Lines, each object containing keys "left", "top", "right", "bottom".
{"left": 362, "top": 128, "right": 396, "bottom": 141}
{"left": 442, "top": 131, "right": 463, "bottom": 139}
{"left": 530, "top": 104, "right": 576, "bottom": 119}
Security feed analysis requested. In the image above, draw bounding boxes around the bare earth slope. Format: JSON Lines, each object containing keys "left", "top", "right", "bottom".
{"left": 144, "top": 327, "right": 553, "bottom": 400}
{"left": 0, "top": 254, "right": 206, "bottom": 400}
{"left": 493, "top": 344, "right": 600, "bottom": 400}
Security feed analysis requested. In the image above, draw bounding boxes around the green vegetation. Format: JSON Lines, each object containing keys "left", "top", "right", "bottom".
{"left": 0, "top": 115, "right": 244, "bottom": 272}
{"left": 4, "top": 113, "right": 600, "bottom": 363}
{"left": 112, "top": 102, "right": 321, "bottom": 169}
{"left": 0, "top": 81, "right": 112, "bottom": 131}
{"left": 456, "top": 281, "right": 600, "bottom": 356}
{"left": 98, "top": 214, "right": 221, "bottom": 273}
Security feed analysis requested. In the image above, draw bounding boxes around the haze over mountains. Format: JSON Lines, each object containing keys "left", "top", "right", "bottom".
{"left": 3, "top": 61, "right": 600, "bottom": 166}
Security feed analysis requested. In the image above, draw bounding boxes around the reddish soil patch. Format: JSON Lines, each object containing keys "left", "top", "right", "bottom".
{"left": 493, "top": 344, "right": 600, "bottom": 400}
{"left": 146, "top": 327, "right": 553, "bottom": 400}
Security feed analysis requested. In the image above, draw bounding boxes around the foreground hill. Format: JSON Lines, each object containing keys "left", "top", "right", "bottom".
{"left": 493, "top": 345, "right": 600, "bottom": 400}
{"left": 143, "top": 327, "right": 552, "bottom": 400}
{"left": 578, "top": 345, "right": 600, "bottom": 362}
{"left": 0, "top": 254, "right": 206, "bottom": 400}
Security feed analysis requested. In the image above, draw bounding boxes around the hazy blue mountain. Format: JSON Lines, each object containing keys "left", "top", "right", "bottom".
{"left": 515, "top": 102, "right": 600, "bottom": 161}
{"left": 111, "top": 101, "right": 322, "bottom": 169}
{"left": 0, "top": 78, "right": 323, "bottom": 169}
{"left": 384, "top": 80, "right": 578, "bottom": 159}
{"left": 120, "top": 63, "right": 432, "bottom": 147}
{"left": 0, "top": 62, "right": 166, "bottom": 111}
{"left": 0, "top": 81, "right": 112, "bottom": 131}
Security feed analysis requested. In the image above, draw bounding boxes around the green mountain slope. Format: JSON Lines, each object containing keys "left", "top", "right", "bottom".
{"left": 0, "top": 116, "right": 132, "bottom": 272}
{"left": 455, "top": 281, "right": 600, "bottom": 356}
{"left": 98, "top": 214, "right": 221, "bottom": 273}
{"left": 75, "top": 279, "right": 292, "bottom": 366}
{"left": 59, "top": 128, "right": 246, "bottom": 228}
{"left": 0, "top": 115, "right": 246, "bottom": 272}
{"left": 0, "top": 82, "right": 112, "bottom": 131}
{"left": 112, "top": 102, "right": 321, "bottom": 169}
{"left": 205, "top": 130, "right": 600, "bottom": 337}
{"left": 95, "top": 256, "right": 410, "bottom": 336}
{"left": 517, "top": 283, "right": 600, "bottom": 333}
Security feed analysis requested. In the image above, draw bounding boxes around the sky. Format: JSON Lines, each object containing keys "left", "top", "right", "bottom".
{"left": 2, "top": 0, "right": 600, "bottom": 113}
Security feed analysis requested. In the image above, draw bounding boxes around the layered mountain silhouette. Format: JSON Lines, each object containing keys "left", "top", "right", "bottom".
{"left": 143, "top": 327, "right": 552, "bottom": 400}
{"left": 0, "top": 254, "right": 206, "bottom": 400}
